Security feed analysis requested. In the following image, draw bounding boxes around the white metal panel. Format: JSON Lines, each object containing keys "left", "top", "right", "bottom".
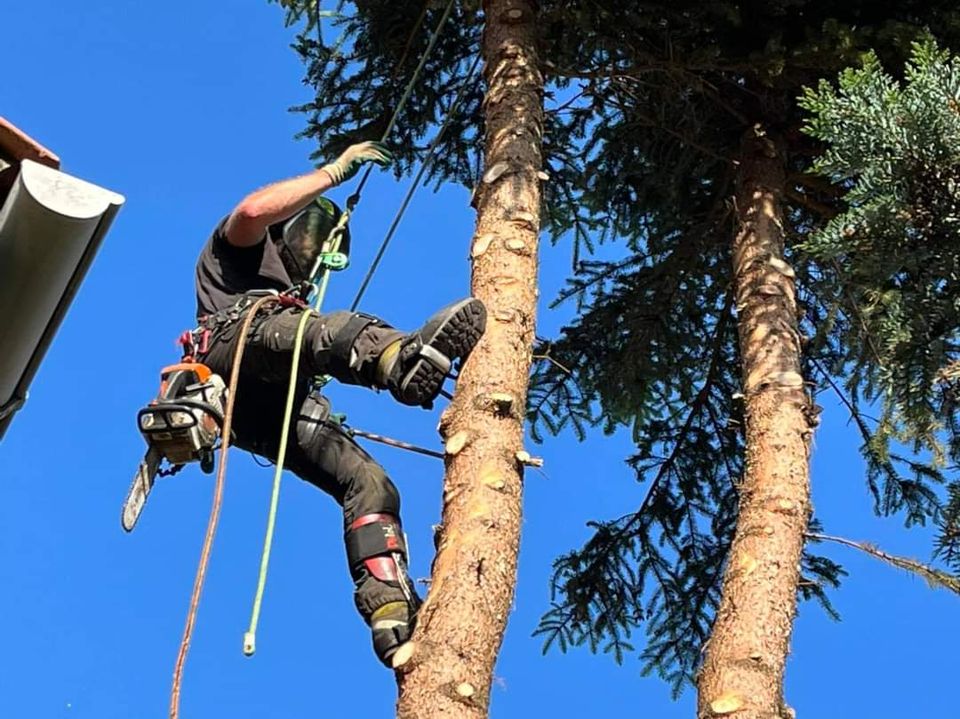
{"left": 0, "top": 159, "right": 124, "bottom": 435}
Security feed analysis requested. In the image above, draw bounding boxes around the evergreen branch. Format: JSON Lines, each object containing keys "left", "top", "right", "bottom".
{"left": 829, "top": 257, "right": 888, "bottom": 372}
{"left": 528, "top": 349, "right": 587, "bottom": 419}
{"left": 786, "top": 187, "right": 838, "bottom": 220}
{"left": 807, "top": 532, "right": 960, "bottom": 595}
{"left": 546, "top": 59, "right": 758, "bottom": 82}
{"left": 550, "top": 255, "right": 642, "bottom": 307}
{"left": 551, "top": 173, "right": 597, "bottom": 274}
{"left": 811, "top": 357, "right": 874, "bottom": 442}
{"left": 390, "top": 1, "right": 430, "bottom": 77}
{"left": 618, "top": 284, "right": 735, "bottom": 538}
{"left": 809, "top": 356, "right": 938, "bottom": 519}
{"left": 549, "top": 87, "right": 590, "bottom": 114}
{"left": 789, "top": 172, "right": 844, "bottom": 198}
{"left": 607, "top": 87, "right": 735, "bottom": 165}
{"left": 705, "top": 394, "right": 741, "bottom": 486}
{"left": 533, "top": 349, "right": 574, "bottom": 376}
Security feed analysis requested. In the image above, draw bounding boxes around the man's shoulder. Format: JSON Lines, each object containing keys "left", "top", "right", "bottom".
{"left": 206, "top": 215, "right": 232, "bottom": 250}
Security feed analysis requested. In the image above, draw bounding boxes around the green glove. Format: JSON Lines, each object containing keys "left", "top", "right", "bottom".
{"left": 321, "top": 141, "right": 393, "bottom": 186}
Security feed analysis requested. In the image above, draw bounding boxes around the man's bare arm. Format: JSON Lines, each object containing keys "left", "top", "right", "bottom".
{"left": 224, "top": 169, "right": 336, "bottom": 247}
{"left": 223, "top": 141, "right": 393, "bottom": 248}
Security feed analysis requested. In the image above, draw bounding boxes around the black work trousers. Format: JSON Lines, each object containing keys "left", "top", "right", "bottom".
{"left": 200, "top": 305, "right": 403, "bottom": 527}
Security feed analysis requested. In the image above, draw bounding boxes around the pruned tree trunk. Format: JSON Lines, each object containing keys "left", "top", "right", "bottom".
{"left": 393, "top": 1, "right": 543, "bottom": 718}
{"left": 697, "top": 126, "right": 815, "bottom": 719}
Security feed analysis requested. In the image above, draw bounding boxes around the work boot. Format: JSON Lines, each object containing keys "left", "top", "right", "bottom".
{"left": 371, "top": 598, "right": 420, "bottom": 667}
{"left": 375, "top": 298, "right": 486, "bottom": 408}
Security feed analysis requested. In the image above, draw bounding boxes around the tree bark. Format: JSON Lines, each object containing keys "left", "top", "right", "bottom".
{"left": 697, "top": 126, "right": 815, "bottom": 719}
{"left": 394, "top": 1, "right": 543, "bottom": 718}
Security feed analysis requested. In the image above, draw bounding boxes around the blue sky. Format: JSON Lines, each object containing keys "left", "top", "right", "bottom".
{"left": 2, "top": 2, "right": 958, "bottom": 718}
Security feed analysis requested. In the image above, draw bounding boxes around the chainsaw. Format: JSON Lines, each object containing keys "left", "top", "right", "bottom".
{"left": 121, "top": 363, "right": 227, "bottom": 532}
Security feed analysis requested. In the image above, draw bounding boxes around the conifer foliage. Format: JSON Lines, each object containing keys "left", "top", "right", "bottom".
{"left": 269, "top": 0, "right": 960, "bottom": 707}
{"left": 799, "top": 39, "right": 960, "bottom": 569}
{"left": 273, "top": 0, "right": 481, "bottom": 183}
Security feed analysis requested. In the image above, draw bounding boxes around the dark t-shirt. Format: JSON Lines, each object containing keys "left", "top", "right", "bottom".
{"left": 194, "top": 216, "right": 292, "bottom": 319}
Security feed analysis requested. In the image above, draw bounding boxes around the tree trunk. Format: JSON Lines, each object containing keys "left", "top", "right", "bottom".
{"left": 697, "top": 126, "right": 815, "bottom": 719}
{"left": 394, "top": 1, "right": 543, "bottom": 718}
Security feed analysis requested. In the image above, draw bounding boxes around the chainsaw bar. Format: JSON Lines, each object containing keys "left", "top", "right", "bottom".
{"left": 121, "top": 446, "right": 162, "bottom": 532}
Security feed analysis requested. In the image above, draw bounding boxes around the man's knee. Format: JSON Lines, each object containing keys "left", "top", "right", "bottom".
{"left": 310, "top": 311, "right": 402, "bottom": 386}
{"left": 345, "top": 462, "right": 400, "bottom": 519}
{"left": 295, "top": 394, "right": 400, "bottom": 518}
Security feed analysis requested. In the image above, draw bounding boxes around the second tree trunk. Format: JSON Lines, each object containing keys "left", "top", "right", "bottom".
{"left": 697, "top": 127, "right": 815, "bottom": 719}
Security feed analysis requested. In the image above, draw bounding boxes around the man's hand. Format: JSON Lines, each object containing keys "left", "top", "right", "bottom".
{"left": 320, "top": 141, "right": 393, "bottom": 186}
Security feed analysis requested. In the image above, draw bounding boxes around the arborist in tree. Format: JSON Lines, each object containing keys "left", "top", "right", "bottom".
{"left": 190, "top": 140, "right": 486, "bottom": 666}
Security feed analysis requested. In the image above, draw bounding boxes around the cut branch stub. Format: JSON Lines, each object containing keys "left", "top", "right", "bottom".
{"left": 709, "top": 693, "right": 745, "bottom": 715}
{"left": 492, "top": 275, "right": 520, "bottom": 289}
{"left": 747, "top": 370, "right": 805, "bottom": 394}
{"left": 482, "top": 161, "right": 510, "bottom": 184}
{"left": 482, "top": 474, "right": 506, "bottom": 491}
{"left": 770, "top": 371, "right": 804, "bottom": 389}
{"left": 774, "top": 498, "right": 796, "bottom": 514}
{"left": 392, "top": 641, "right": 417, "bottom": 671}
{"left": 515, "top": 450, "right": 544, "bottom": 467}
{"left": 472, "top": 233, "right": 496, "bottom": 258}
{"left": 505, "top": 238, "right": 528, "bottom": 254}
{"left": 511, "top": 210, "right": 537, "bottom": 230}
{"left": 475, "top": 391, "right": 516, "bottom": 416}
{"left": 737, "top": 554, "right": 758, "bottom": 576}
{"left": 445, "top": 431, "right": 471, "bottom": 456}
{"left": 767, "top": 256, "right": 796, "bottom": 278}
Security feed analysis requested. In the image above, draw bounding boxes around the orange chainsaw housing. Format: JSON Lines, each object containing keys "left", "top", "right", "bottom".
{"left": 157, "top": 363, "right": 213, "bottom": 397}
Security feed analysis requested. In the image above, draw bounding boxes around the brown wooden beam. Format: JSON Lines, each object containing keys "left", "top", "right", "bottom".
{"left": 0, "top": 117, "right": 60, "bottom": 169}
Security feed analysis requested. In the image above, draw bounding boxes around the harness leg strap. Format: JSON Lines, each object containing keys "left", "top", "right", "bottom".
{"left": 328, "top": 313, "right": 401, "bottom": 385}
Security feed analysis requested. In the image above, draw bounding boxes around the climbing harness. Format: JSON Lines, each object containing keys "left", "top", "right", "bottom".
{"left": 120, "top": 291, "right": 307, "bottom": 531}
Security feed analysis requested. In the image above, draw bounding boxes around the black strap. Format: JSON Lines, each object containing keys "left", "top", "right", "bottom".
{"left": 346, "top": 518, "right": 407, "bottom": 568}
{"left": 328, "top": 313, "right": 381, "bottom": 377}
{"left": 198, "top": 292, "right": 282, "bottom": 345}
{"left": 295, "top": 391, "right": 332, "bottom": 451}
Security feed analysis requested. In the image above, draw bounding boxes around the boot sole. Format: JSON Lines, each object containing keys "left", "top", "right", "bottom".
{"left": 399, "top": 299, "right": 486, "bottom": 406}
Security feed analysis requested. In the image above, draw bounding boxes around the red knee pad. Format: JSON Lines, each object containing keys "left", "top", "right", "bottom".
{"left": 346, "top": 513, "right": 407, "bottom": 582}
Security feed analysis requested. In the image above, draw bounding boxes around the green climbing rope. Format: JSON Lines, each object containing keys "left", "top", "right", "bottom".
{"left": 243, "top": 306, "right": 314, "bottom": 656}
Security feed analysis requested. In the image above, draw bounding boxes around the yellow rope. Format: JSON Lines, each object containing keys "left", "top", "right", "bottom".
{"left": 243, "top": 203, "right": 347, "bottom": 657}
{"left": 243, "top": 306, "right": 314, "bottom": 656}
